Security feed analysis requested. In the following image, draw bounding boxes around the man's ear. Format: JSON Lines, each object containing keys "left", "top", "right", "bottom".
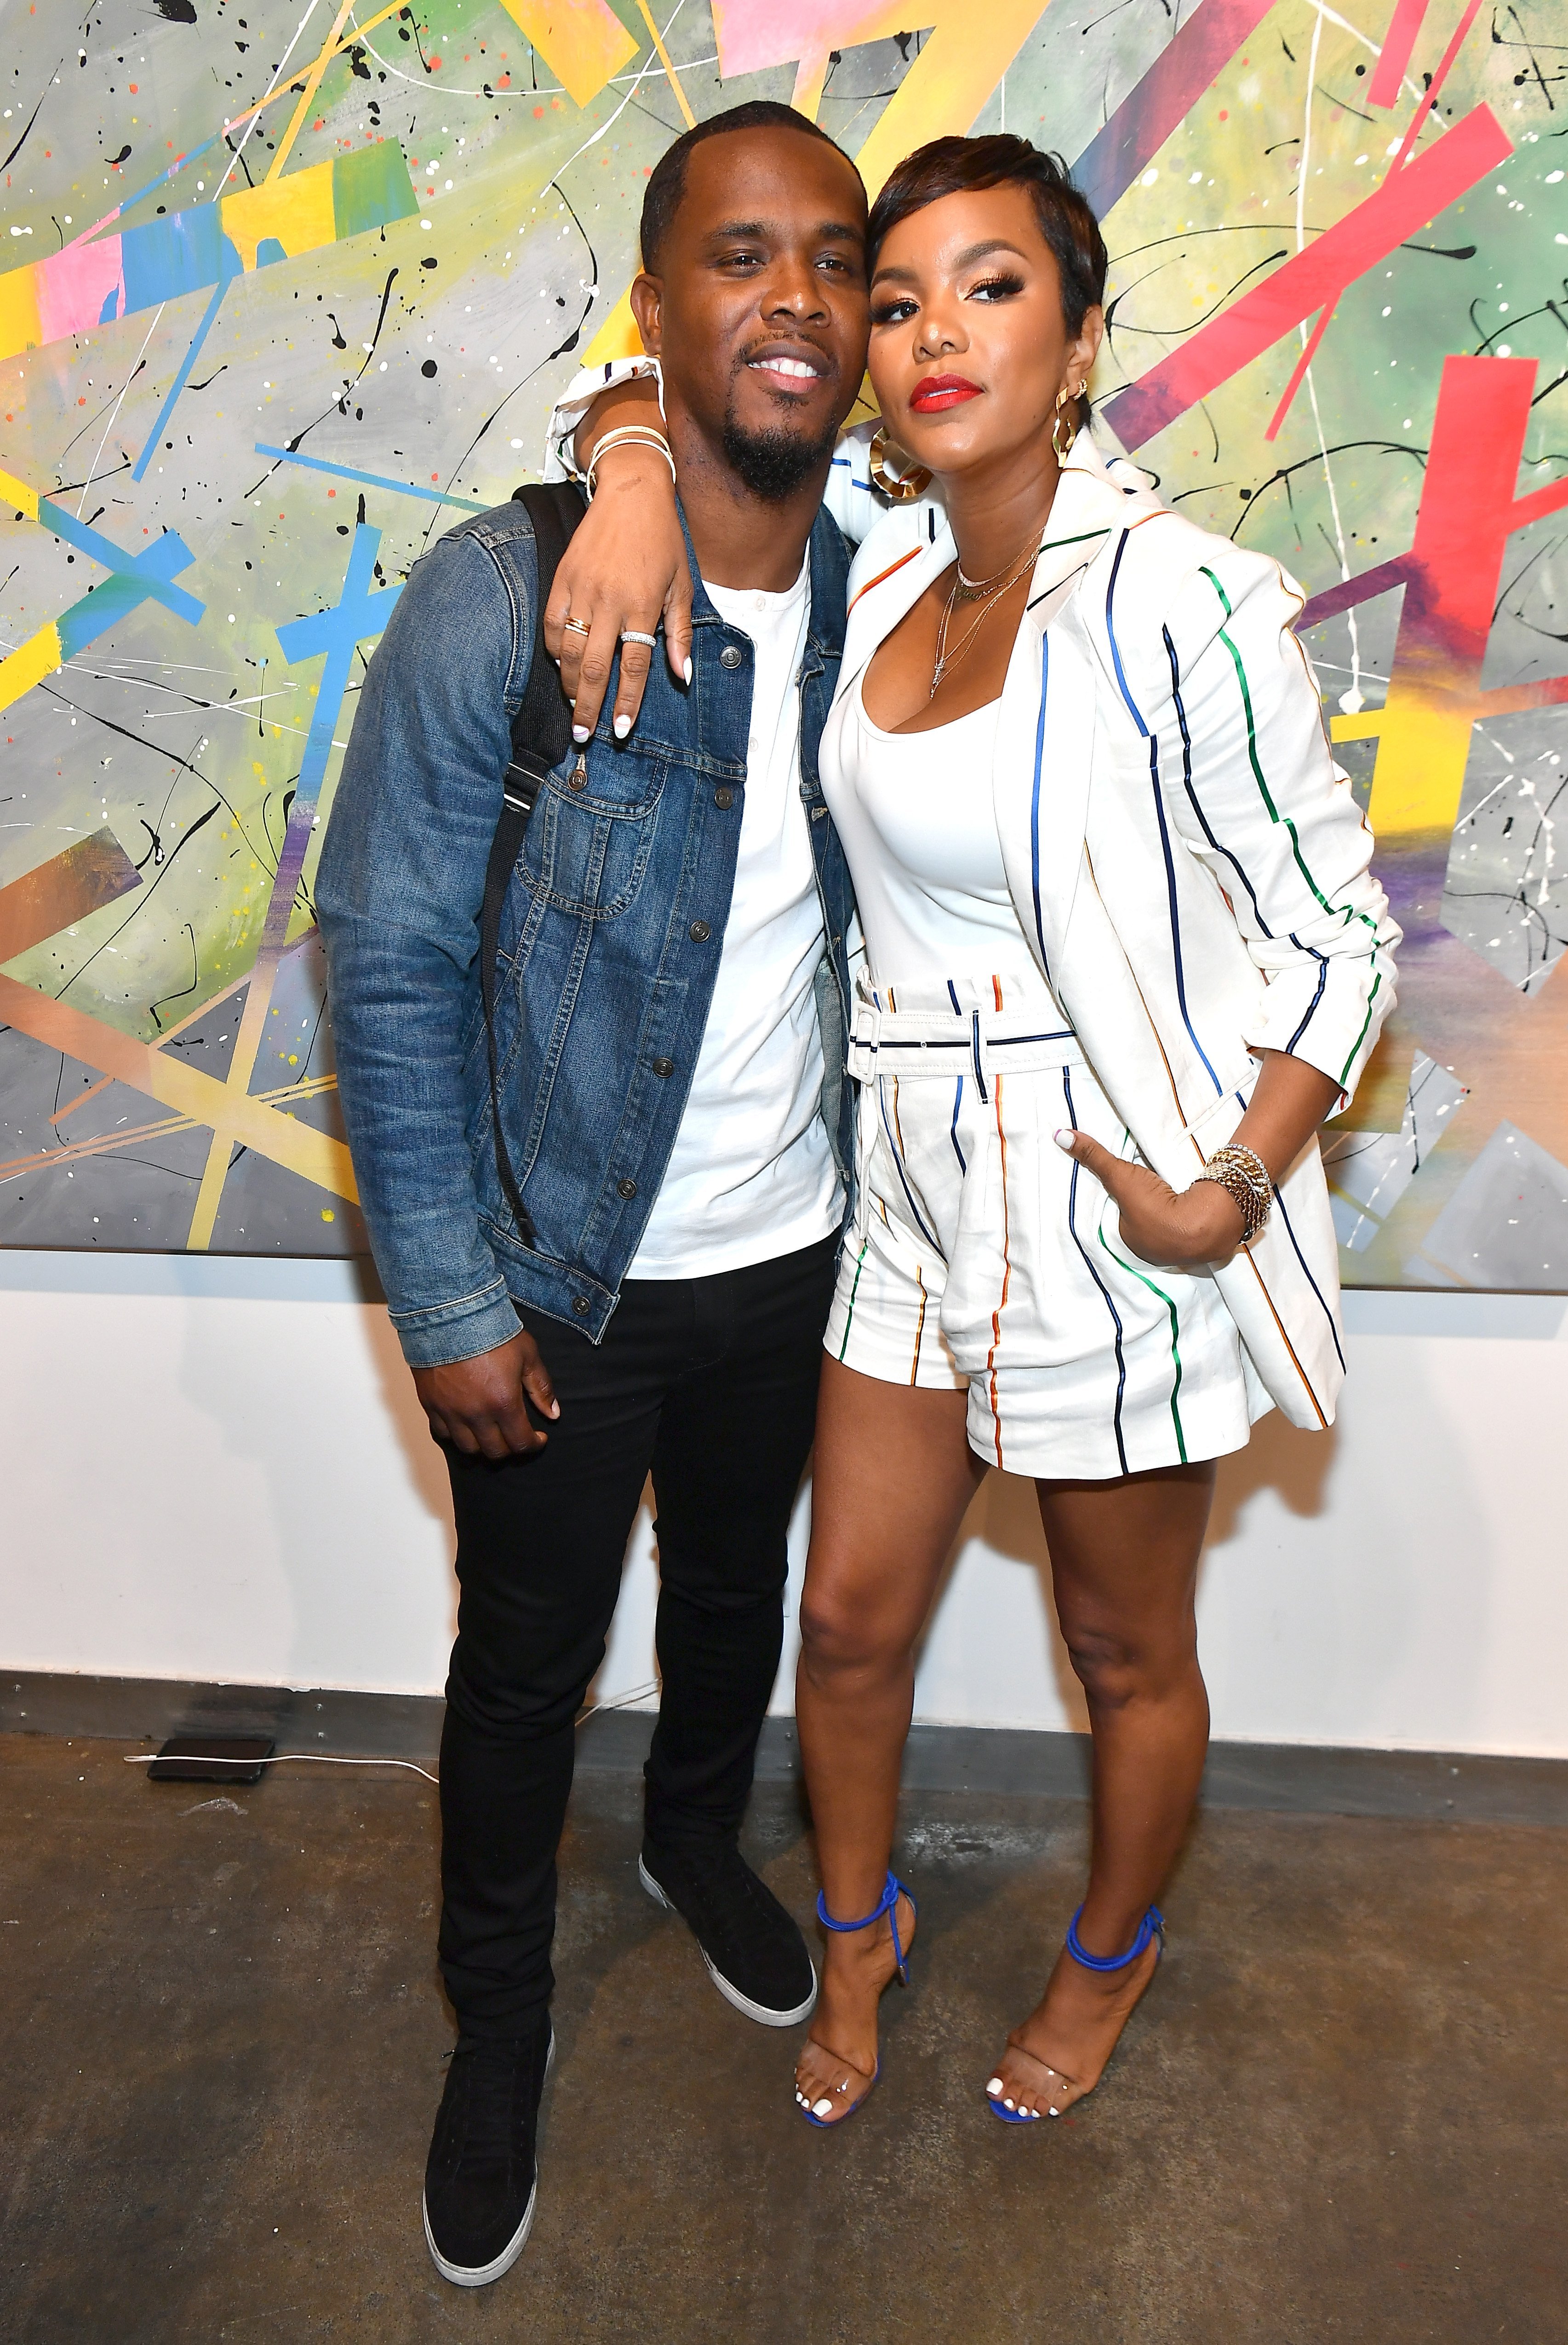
{"left": 629, "top": 272, "right": 662, "bottom": 356}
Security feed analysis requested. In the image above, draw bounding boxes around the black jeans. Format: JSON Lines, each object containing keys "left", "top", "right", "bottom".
{"left": 437, "top": 1233, "right": 838, "bottom": 2035}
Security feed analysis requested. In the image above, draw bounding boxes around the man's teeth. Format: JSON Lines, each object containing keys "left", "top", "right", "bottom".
{"left": 752, "top": 357, "right": 820, "bottom": 380}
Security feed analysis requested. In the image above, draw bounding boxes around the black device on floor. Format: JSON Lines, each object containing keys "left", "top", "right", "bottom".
{"left": 146, "top": 1735, "right": 275, "bottom": 1784}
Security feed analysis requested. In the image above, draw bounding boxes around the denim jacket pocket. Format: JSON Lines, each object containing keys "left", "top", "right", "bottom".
{"left": 519, "top": 752, "right": 667, "bottom": 921}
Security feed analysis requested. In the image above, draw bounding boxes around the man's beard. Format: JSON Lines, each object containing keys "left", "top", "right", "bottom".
{"left": 721, "top": 408, "right": 840, "bottom": 503}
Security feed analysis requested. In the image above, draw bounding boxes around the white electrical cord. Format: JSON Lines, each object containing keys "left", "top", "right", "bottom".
{"left": 120, "top": 1680, "right": 664, "bottom": 1791}
{"left": 123, "top": 1750, "right": 439, "bottom": 1784}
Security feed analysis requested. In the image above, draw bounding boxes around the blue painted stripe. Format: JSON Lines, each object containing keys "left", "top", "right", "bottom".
{"left": 1104, "top": 533, "right": 1148, "bottom": 734}
{"left": 1062, "top": 1069, "right": 1127, "bottom": 1473}
{"left": 950, "top": 1077, "right": 967, "bottom": 1175}
{"left": 1162, "top": 624, "right": 1273, "bottom": 937}
{"left": 254, "top": 441, "right": 490, "bottom": 512}
{"left": 1147, "top": 731, "right": 1224, "bottom": 1098}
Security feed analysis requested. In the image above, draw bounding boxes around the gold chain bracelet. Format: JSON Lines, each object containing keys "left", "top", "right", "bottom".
{"left": 1190, "top": 1141, "right": 1273, "bottom": 1244}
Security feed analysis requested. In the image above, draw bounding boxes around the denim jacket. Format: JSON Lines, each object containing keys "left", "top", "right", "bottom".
{"left": 316, "top": 497, "right": 857, "bottom": 1366}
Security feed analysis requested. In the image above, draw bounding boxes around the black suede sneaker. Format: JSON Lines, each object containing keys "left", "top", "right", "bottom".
{"left": 639, "top": 1837, "right": 817, "bottom": 2027}
{"left": 422, "top": 2018, "right": 554, "bottom": 2289}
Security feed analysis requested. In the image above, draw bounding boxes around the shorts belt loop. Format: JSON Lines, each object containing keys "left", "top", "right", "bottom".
{"left": 970, "top": 1010, "right": 989, "bottom": 1105}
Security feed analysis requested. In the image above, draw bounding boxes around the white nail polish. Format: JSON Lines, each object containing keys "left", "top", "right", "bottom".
{"left": 986, "top": 2077, "right": 1005, "bottom": 2096}
{"left": 813, "top": 2098, "right": 834, "bottom": 2117}
{"left": 572, "top": 725, "right": 590, "bottom": 744}
{"left": 1048, "top": 2106, "right": 1060, "bottom": 2118}
{"left": 1003, "top": 2098, "right": 1015, "bottom": 2110}
{"left": 613, "top": 711, "right": 632, "bottom": 739}
{"left": 1053, "top": 1128, "right": 1075, "bottom": 1151}
{"left": 682, "top": 657, "right": 693, "bottom": 686}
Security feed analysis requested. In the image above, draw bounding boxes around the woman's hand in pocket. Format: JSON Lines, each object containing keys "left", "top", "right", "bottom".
{"left": 1053, "top": 1128, "right": 1245, "bottom": 1267}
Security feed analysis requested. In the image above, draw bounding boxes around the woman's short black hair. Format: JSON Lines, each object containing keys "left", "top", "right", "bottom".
{"left": 639, "top": 101, "right": 858, "bottom": 273}
{"left": 865, "top": 133, "right": 1108, "bottom": 336}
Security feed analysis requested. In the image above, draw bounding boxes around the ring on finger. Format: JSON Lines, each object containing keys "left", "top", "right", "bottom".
{"left": 561, "top": 615, "right": 591, "bottom": 638}
{"left": 619, "top": 628, "right": 658, "bottom": 649}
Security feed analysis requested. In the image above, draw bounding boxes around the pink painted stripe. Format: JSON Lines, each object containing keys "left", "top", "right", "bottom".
{"left": 1368, "top": 0, "right": 1430, "bottom": 108}
{"left": 33, "top": 237, "right": 126, "bottom": 346}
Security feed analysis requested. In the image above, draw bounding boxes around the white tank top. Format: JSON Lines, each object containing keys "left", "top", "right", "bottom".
{"left": 819, "top": 674, "right": 1039, "bottom": 984}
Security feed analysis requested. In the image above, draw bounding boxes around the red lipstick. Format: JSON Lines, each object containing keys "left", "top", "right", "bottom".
{"left": 910, "top": 373, "right": 982, "bottom": 413}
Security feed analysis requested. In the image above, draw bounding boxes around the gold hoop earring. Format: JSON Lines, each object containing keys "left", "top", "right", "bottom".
{"left": 868, "top": 424, "right": 933, "bottom": 505}
{"left": 1052, "top": 384, "right": 1078, "bottom": 464}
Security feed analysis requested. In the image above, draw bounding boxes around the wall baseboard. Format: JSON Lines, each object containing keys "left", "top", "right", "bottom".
{"left": 5, "top": 1670, "right": 1564, "bottom": 1827}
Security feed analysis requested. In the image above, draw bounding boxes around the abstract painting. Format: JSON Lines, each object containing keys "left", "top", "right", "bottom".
{"left": 1, "top": 0, "right": 1563, "bottom": 1283}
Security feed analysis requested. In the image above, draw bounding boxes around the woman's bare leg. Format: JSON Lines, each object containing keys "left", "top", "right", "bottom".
{"left": 987, "top": 1460, "right": 1215, "bottom": 2118}
{"left": 793, "top": 1356, "right": 985, "bottom": 2121}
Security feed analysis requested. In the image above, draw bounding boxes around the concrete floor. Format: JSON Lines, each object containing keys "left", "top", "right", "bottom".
{"left": 1, "top": 1729, "right": 1564, "bottom": 2344}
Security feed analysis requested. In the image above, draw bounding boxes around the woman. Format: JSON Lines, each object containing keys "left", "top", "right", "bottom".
{"left": 549, "top": 136, "right": 1397, "bottom": 2127}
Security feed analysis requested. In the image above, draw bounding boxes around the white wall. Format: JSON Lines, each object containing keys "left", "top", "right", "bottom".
{"left": 1, "top": 1251, "right": 1563, "bottom": 1759}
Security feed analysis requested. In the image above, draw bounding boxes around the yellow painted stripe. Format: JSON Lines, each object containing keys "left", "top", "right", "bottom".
{"left": 500, "top": 0, "right": 638, "bottom": 110}
{"left": 583, "top": 283, "right": 642, "bottom": 367}
{"left": 222, "top": 159, "right": 338, "bottom": 273}
{"left": 0, "top": 622, "right": 63, "bottom": 721}
{"left": 0, "top": 971, "right": 357, "bottom": 1201}
{"left": 0, "top": 264, "right": 41, "bottom": 364}
{"left": 0, "top": 464, "right": 43, "bottom": 522}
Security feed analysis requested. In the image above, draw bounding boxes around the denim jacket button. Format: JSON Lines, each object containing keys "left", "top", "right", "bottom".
{"left": 688, "top": 920, "right": 711, "bottom": 942}
{"left": 714, "top": 786, "right": 734, "bottom": 809}
{"left": 652, "top": 1056, "right": 675, "bottom": 1077}
{"left": 617, "top": 1177, "right": 637, "bottom": 1199}
{"left": 719, "top": 645, "right": 744, "bottom": 670}
{"left": 572, "top": 1296, "right": 591, "bottom": 1316}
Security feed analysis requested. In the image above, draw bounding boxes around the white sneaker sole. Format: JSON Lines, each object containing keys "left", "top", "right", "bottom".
{"left": 423, "top": 2029, "right": 555, "bottom": 2288}
{"left": 638, "top": 1855, "right": 818, "bottom": 2028}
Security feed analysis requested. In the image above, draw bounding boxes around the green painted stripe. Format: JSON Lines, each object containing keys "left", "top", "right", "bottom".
{"left": 1339, "top": 969, "right": 1382, "bottom": 1089}
{"left": 1098, "top": 1205, "right": 1187, "bottom": 1465}
{"left": 1199, "top": 565, "right": 1380, "bottom": 946}
{"left": 836, "top": 1237, "right": 870, "bottom": 1363}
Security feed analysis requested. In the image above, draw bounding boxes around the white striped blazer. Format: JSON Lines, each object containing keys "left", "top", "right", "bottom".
{"left": 827, "top": 427, "right": 1401, "bottom": 1432}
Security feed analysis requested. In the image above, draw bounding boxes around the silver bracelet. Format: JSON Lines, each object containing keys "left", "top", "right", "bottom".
{"left": 584, "top": 426, "right": 676, "bottom": 503}
{"left": 1190, "top": 1141, "right": 1272, "bottom": 1244}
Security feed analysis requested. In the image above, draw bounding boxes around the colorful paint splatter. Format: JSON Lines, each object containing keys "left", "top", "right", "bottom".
{"left": 0, "top": 0, "right": 1563, "bottom": 1283}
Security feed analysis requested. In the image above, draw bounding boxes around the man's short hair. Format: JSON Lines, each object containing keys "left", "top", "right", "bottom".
{"left": 638, "top": 100, "right": 860, "bottom": 273}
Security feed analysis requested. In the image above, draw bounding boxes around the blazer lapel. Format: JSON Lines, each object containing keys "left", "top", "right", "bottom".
{"left": 839, "top": 511, "right": 953, "bottom": 694}
{"left": 995, "top": 444, "right": 1134, "bottom": 986}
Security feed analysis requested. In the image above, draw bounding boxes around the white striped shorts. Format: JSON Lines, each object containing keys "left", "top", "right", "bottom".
{"left": 824, "top": 972, "right": 1259, "bottom": 1480}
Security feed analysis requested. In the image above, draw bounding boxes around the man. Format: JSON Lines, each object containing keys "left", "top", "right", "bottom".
{"left": 316, "top": 100, "right": 871, "bottom": 2288}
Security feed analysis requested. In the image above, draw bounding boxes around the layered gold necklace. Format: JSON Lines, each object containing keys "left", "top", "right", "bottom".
{"left": 930, "top": 527, "right": 1043, "bottom": 699}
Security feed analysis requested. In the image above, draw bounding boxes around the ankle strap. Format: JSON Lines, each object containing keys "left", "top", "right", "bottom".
{"left": 1064, "top": 1903, "right": 1163, "bottom": 1972}
{"left": 817, "top": 1870, "right": 910, "bottom": 1984}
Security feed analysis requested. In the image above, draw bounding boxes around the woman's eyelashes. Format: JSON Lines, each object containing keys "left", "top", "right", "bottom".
{"left": 967, "top": 273, "right": 1026, "bottom": 303}
{"left": 870, "top": 272, "right": 1028, "bottom": 327}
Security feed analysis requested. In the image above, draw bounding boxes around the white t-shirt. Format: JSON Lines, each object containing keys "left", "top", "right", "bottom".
{"left": 821, "top": 677, "right": 1031, "bottom": 982}
{"left": 628, "top": 556, "right": 842, "bottom": 1278}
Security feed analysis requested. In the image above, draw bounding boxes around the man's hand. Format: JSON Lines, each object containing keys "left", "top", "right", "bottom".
{"left": 543, "top": 382, "right": 692, "bottom": 745}
{"left": 412, "top": 1330, "right": 559, "bottom": 1460}
{"left": 1054, "top": 1129, "right": 1246, "bottom": 1267}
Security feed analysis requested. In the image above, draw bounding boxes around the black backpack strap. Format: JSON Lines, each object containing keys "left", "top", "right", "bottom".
{"left": 479, "top": 480, "right": 585, "bottom": 1250}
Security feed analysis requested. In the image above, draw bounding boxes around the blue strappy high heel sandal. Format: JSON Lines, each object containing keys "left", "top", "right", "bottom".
{"left": 796, "top": 1870, "right": 916, "bottom": 2130}
{"left": 986, "top": 1902, "right": 1164, "bottom": 2125}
